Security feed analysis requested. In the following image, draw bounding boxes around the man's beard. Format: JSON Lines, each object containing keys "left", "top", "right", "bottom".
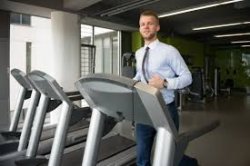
{"left": 143, "top": 32, "right": 156, "bottom": 41}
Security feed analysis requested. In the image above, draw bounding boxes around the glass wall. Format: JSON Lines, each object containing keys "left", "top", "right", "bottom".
{"left": 81, "top": 24, "right": 120, "bottom": 76}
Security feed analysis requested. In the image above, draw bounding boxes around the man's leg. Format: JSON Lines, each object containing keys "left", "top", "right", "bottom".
{"left": 167, "top": 101, "right": 179, "bottom": 131}
{"left": 136, "top": 123, "right": 156, "bottom": 166}
{"left": 167, "top": 102, "right": 198, "bottom": 166}
{"left": 135, "top": 102, "right": 179, "bottom": 166}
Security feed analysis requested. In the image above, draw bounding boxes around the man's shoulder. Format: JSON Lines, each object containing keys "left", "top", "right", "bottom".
{"left": 157, "top": 42, "right": 181, "bottom": 57}
{"left": 135, "top": 47, "right": 145, "bottom": 54}
{"left": 158, "top": 41, "right": 177, "bottom": 51}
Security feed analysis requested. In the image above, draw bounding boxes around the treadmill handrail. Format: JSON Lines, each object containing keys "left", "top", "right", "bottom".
{"left": 28, "top": 70, "right": 71, "bottom": 104}
{"left": 11, "top": 69, "right": 32, "bottom": 90}
{"left": 28, "top": 70, "right": 74, "bottom": 166}
{"left": 76, "top": 74, "right": 177, "bottom": 136}
{"left": 76, "top": 74, "right": 220, "bottom": 166}
{"left": 76, "top": 74, "right": 178, "bottom": 165}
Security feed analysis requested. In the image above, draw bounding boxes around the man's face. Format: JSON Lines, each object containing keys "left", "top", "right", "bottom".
{"left": 139, "top": 15, "right": 160, "bottom": 41}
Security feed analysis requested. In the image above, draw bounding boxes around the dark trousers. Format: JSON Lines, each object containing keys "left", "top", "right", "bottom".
{"left": 135, "top": 102, "right": 179, "bottom": 166}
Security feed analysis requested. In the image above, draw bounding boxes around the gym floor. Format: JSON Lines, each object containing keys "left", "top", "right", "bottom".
{"left": 181, "top": 92, "right": 250, "bottom": 166}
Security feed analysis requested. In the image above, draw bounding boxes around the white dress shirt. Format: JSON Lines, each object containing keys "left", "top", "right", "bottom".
{"left": 134, "top": 39, "right": 192, "bottom": 104}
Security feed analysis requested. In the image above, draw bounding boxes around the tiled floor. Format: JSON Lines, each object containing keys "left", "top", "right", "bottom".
{"left": 180, "top": 92, "right": 250, "bottom": 166}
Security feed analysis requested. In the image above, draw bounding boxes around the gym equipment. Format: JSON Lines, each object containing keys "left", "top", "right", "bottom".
{"left": 189, "top": 68, "right": 204, "bottom": 101}
{"left": 76, "top": 74, "right": 220, "bottom": 166}
{"left": 214, "top": 68, "right": 231, "bottom": 96}
{"left": 0, "top": 69, "right": 90, "bottom": 156}
{"left": 0, "top": 70, "right": 92, "bottom": 165}
{"left": 175, "top": 88, "right": 201, "bottom": 111}
{"left": 0, "top": 69, "right": 40, "bottom": 155}
{"left": 0, "top": 69, "right": 33, "bottom": 144}
{"left": 0, "top": 70, "right": 117, "bottom": 166}
{"left": 26, "top": 70, "right": 82, "bottom": 166}
{"left": 121, "top": 52, "right": 136, "bottom": 78}
{"left": 185, "top": 67, "right": 215, "bottom": 104}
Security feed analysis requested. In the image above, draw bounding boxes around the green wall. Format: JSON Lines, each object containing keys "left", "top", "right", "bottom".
{"left": 214, "top": 48, "right": 250, "bottom": 88}
{"left": 130, "top": 30, "right": 250, "bottom": 89}
{"left": 164, "top": 36, "right": 205, "bottom": 67}
{"left": 131, "top": 31, "right": 205, "bottom": 67}
{"left": 132, "top": 32, "right": 142, "bottom": 52}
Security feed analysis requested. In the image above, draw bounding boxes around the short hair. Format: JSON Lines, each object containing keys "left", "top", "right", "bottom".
{"left": 140, "top": 10, "right": 159, "bottom": 25}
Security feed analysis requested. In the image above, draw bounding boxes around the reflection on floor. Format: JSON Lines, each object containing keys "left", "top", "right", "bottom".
{"left": 180, "top": 92, "right": 250, "bottom": 166}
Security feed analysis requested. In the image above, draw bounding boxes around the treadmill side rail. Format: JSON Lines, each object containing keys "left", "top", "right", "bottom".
{"left": 82, "top": 108, "right": 105, "bottom": 166}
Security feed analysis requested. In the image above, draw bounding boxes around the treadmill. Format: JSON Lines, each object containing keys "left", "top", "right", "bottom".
{"left": 0, "top": 70, "right": 118, "bottom": 166}
{"left": 0, "top": 69, "right": 39, "bottom": 154}
{"left": 0, "top": 70, "right": 91, "bottom": 164}
{"left": 1, "top": 71, "right": 219, "bottom": 166}
{"left": 0, "top": 69, "right": 32, "bottom": 142}
{"left": 75, "top": 73, "right": 220, "bottom": 166}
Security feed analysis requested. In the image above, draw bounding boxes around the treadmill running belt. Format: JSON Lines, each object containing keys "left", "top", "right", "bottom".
{"left": 97, "top": 135, "right": 135, "bottom": 162}
{"left": 61, "top": 135, "right": 135, "bottom": 166}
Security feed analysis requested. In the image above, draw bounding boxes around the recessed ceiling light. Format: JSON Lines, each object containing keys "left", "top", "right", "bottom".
{"left": 193, "top": 21, "right": 250, "bottom": 31}
{"left": 214, "top": 32, "right": 250, "bottom": 37}
{"left": 231, "top": 40, "right": 250, "bottom": 44}
{"left": 158, "top": 0, "right": 243, "bottom": 18}
{"left": 99, "top": 0, "right": 160, "bottom": 17}
{"left": 241, "top": 45, "right": 250, "bottom": 47}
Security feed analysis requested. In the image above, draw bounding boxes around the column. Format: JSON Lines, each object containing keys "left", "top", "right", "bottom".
{"left": 50, "top": 11, "right": 80, "bottom": 124}
{"left": 0, "top": 10, "right": 10, "bottom": 130}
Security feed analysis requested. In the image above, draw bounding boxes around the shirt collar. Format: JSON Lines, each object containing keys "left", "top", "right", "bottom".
{"left": 144, "top": 39, "right": 159, "bottom": 50}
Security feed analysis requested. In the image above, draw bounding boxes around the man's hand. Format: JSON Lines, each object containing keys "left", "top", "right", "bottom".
{"left": 148, "top": 75, "right": 165, "bottom": 89}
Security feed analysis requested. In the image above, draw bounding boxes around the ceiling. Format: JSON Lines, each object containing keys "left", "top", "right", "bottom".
{"left": 2, "top": 0, "right": 250, "bottom": 47}
{"left": 80, "top": 0, "right": 250, "bottom": 47}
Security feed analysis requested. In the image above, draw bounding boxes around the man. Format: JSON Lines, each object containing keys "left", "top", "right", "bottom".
{"left": 133, "top": 10, "right": 192, "bottom": 166}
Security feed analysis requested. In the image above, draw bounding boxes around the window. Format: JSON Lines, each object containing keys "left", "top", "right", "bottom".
{"left": 10, "top": 13, "right": 31, "bottom": 26}
{"left": 80, "top": 24, "right": 120, "bottom": 76}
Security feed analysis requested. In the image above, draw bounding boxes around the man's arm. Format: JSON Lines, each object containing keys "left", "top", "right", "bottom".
{"left": 165, "top": 48, "right": 192, "bottom": 89}
{"left": 148, "top": 47, "right": 192, "bottom": 89}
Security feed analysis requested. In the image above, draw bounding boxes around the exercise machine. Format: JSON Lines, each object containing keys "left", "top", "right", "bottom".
{"left": 76, "top": 74, "right": 220, "bottom": 166}
{"left": 0, "top": 69, "right": 33, "bottom": 145}
{"left": 0, "top": 69, "right": 40, "bottom": 155}
{"left": 0, "top": 70, "right": 92, "bottom": 165}
{"left": 121, "top": 52, "right": 136, "bottom": 78}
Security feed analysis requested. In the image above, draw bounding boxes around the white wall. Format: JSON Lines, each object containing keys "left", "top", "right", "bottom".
{"left": 30, "top": 16, "right": 53, "bottom": 73}
{"left": 10, "top": 13, "right": 81, "bottom": 125}
{"left": 9, "top": 16, "right": 52, "bottom": 111}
